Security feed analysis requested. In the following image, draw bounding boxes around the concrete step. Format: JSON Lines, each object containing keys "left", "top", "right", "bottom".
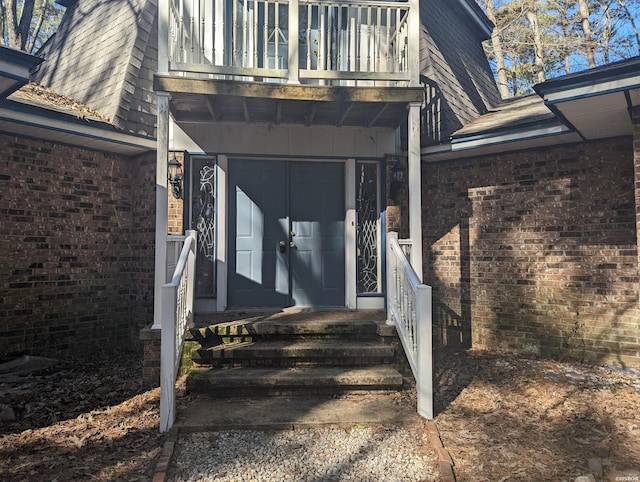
{"left": 192, "top": 339, "right": 396, "bottom": 366}
{"left": 191, "top": 319, "right": 389, "bottom": 343}
{"left": 248, "top": 319, "right": 382, "bottom": 336}
{"left": 187, "top": 365, "right": 404, "bottom": 397}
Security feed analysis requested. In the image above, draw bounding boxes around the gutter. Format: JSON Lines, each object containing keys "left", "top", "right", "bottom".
{"left": 0, "top": 102, "right": 156, "bottom": 154}
{"left": 422, "top": 122, "right": 573, "bottom": 161}
{"left": 534, "top": 57, "right": 640, "bottom": 103}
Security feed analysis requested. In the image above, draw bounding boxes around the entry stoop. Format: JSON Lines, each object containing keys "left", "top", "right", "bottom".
{"left": 184, "top": 310, "right": 407, "bottom": 398}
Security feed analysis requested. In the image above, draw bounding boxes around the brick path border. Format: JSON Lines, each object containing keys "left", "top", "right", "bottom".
{"left": 152, "top": 428, "right": 179, "bottom": 482}
{"left": 426, "top": 420, "right": 456, "bottom": 482}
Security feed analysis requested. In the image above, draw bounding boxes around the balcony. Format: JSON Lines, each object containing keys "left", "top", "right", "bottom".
{"left": 156, "top": 0, "right": 422, "bottom": 127}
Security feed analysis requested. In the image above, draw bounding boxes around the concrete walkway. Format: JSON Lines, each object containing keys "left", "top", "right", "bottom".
{"left": 175, "top": 391, "right": 418, "bottom": 431}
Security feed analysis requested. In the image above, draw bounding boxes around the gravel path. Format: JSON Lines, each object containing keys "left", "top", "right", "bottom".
{"left": 167, "top": 425, "right": 439, "bottom": 481}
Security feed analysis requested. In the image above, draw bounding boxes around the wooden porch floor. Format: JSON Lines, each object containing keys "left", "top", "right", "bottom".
{"left": 193, "top": 308, "right": 387, "bottom": 329}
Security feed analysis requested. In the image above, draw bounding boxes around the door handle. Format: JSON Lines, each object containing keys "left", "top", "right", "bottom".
{"left": 290, "top": 230, "right": 296, "bottom": 237}
{"left": 289, "top": 241, "right": 296, "bottom": 248}
{"left": 279, "top": 240, "right": 286, "bottom": 253}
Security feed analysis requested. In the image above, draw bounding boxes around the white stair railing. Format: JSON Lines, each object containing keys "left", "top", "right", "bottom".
{"left": 386, "top": 231, "right": 433, "bottom": 419}
{"left": 160, "top": 229, "right": 197, "bottom": 433}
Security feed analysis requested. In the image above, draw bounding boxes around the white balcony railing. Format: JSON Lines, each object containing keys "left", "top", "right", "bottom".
{"left": 386, "top": 231, "right": 433, "bottom": 419}
{"left": 160, "top": 230, "right": 197, "bottom": 433}
{"left": 161, "top": 0, "right": 418, "bottom": 85}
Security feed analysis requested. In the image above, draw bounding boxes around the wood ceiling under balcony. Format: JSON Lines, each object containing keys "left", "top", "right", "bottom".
{"left": 154, "top": 75, "right": 424, "bottom": 129}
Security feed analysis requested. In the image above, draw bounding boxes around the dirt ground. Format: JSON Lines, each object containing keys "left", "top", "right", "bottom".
{"left": 0, "top": 348, "right": 639, "bottom": 481}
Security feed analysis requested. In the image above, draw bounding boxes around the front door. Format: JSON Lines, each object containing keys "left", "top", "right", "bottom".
{"left": 229, "top": 160, "right": 345, "bottom": 307}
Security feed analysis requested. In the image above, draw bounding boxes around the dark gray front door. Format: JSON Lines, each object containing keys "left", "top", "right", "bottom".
{"left": 229, "top": 160, "right": 345, "bottom": 307}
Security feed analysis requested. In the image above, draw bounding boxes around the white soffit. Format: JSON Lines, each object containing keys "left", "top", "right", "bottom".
{"left": 553, "top": 91, "right": 632, "bottom": 140}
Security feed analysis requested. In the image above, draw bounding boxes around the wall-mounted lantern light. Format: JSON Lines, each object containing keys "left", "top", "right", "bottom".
{"left": 390, "top": 158, "right": 406, "bottom": 183}
{"left": 168, "top": 155, "right": 183, "bottom": 200}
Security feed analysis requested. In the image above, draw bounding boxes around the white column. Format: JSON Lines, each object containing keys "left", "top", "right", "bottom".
{"left": 216, "top": 155, "right": 229, "bottom": 312}
{"left": 408, "top": 101, "right": 423, "bottom": 281}
{"left": 152, "top": 93, "right": 171, "bottom": 329}
{"left": 345, "top": 158, "right": 357, "bottom": 309}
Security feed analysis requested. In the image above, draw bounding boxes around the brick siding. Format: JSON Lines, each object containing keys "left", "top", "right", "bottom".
{"left": 423, "top": 137, "right": 640, "bottom": 367}
{"left": 0, "top": 133, "right": 156, "bottom": 360}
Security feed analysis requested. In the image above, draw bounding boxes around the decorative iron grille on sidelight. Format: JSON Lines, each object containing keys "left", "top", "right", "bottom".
{"left": 190, "top": 159, "right": 216, "bottom": 298}
{"left": 196, "top": 165, "right": 216, "bottom": 262}
{"left": 356, "top": 162, "right": 379, "bottom": 293}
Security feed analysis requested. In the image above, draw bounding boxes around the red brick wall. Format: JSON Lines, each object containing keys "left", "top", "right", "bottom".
{"left": 423, "top": 137, "right": 640, "bottom": 367}
{"left": 634, "top": 107, "right": 640, "bottom": 301}
{"left": 0, "top": 133, "right": 156, "bottom": 360}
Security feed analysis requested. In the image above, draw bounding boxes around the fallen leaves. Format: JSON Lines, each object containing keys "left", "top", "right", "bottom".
{"left": 434, "top": 349, "right": 640, "bottom": 481}
{"left": 0, "top": 351, "right": 163, "bottom": 481}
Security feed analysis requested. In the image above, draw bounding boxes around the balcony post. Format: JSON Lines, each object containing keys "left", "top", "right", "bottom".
{"left": 158, "top": 0, "right": 169, "bottom": 74}
{"left": 288, "top": 0, "right": 300, "bottom": 83}
{"left": 407, "top": 0, "right": 420, "bottom": 86}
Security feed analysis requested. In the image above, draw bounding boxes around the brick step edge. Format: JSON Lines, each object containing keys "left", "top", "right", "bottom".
{"left": 190, "top": 321, "right": 394, "bottom": 340}
{"left": 191, "top": 356, "right": 397, "bottom": 368}
{"left": 192, "top": 341, "right": 395, "bottom": 359}
{"left": 186, "top": 366, "right": 404, "bottom": 395}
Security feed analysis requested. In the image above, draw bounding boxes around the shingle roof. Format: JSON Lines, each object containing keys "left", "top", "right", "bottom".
{"left": 453, "top": 94, "right": 555, "bottom": 138}
{"left": 34, "top": 0, "right": 158, "bottom": 137}
{"left": 419, "top": 0, "right": 501, "bottom": 143}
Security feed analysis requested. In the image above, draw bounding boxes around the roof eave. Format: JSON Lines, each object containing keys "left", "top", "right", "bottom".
{"left": 534, "top": 57, "right": 640, "bottom": 103}
{"left": 0, "top": 46, "right": 44, "bottom": 98}
{"left": 0, "top": 98, "right": 156, "bottom": 156}
{"left": 455, "top": 0, "right": 494, "bottom": 40}
{"left": 422, "top": 121, "right": 576, "bottom": 162}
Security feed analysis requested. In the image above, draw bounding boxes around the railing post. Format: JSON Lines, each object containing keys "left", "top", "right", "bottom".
{"left": 186, "top": 230, "right": 197, "bottom": 326}
{"left": 159, "top": 284, "right": 177, "bottom": 433}
{"left": 416, "top": 284, "right": 433, "bottom": 419}
{"left": 288, "top": 0, "right": 300, "bottom": 83}
{"left": 386, "top": 231, "right": 398, "bottom": 325}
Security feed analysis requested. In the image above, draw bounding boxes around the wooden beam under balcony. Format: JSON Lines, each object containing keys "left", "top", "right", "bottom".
{"left": 154, "top": 76, "right": 423, "bottom": 104}
{"left": 156, "top": 75, "right": 424, "bottom": 128}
